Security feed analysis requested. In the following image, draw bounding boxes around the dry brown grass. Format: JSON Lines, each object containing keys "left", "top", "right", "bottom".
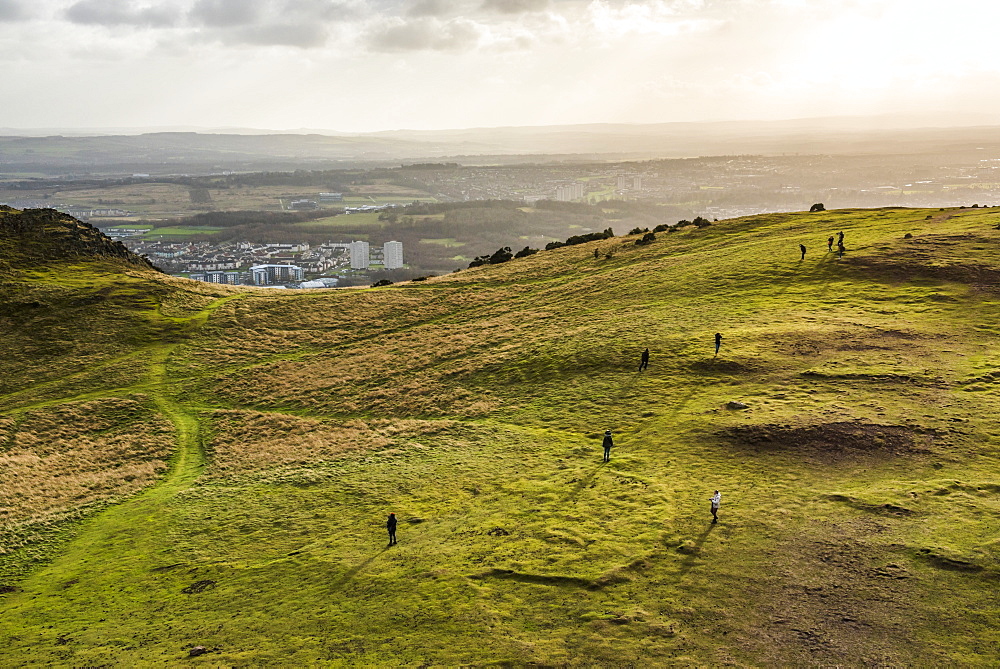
{"left": 0, "top": 397, "right": 173, "bottom": 525}
{"left": 205, "top": 409, "right": 457, "bottom": 476}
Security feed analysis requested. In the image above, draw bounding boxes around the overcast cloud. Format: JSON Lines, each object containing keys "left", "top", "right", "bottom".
{"left": 0, "top": 0, "right": 31, "bottom": 21}
{"left": 64, "top": 0, "right": 180, "bottom": 27}
{"left": 189, "top": 0, "right": 261, "bottom": 27}
{"left": 1, "top": 0, "right": 998, "bottom": 131}
{"left": 481, "top": 0, "right": 550, "bottom": 14}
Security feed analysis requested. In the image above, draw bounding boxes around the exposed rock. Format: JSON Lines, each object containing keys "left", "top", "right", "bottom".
{"left": 0, "top": 208, "right": 160, "bottom": 272}
{"left": 726, "top": 401, "right": 748, "bottom": 410}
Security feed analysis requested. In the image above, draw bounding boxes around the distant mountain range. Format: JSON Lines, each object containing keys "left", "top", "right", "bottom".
{"left": 3, "top": 114, "right": 1000, "bottom": 176}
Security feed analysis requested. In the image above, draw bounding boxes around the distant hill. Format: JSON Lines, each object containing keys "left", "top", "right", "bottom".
{"left": 2, "top": 205, "right": 1000, "bottom": 665}
{"left": 4, "top": 118, "right": 1000, "bottom": 175}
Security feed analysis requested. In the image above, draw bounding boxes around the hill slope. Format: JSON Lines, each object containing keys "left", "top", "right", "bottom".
{"left": 2, "top": 206, "right": 1000, "bottom": 665}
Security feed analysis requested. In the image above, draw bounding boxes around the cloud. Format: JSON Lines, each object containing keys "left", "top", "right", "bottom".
{"left": 0, "top": 0, "right": 30, "bottom": 21}
{"left": 407, "top": 0, "right": 461, "bottom": 17}
{"left": 64, "top": 0, "right": 180, "bottom": 27}
{"left": 228, "top": 21, "right": 331, "bottom": 47}
{"left": 367, "top": 17, "right": 481, "bottom": 51}
{"left": 186, "top": 0, "right": 365, "bottom": 46}
{"left": 190, "top": 0, "right": 261, "bottom": 27}
{"left": 481, "top": 0, "right": 549, "bottom": 13}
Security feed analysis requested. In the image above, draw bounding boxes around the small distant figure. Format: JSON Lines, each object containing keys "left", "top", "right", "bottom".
{"left": 827, "top": 236, "right": 834, "bottom": 251}
{"left": 602, "top": 430, "right": 613, "bottom": 462}
{"left": 638, "top": 347, "right": 650, "bottom": 372}
{"left": 714, "top": 332, "right": 722, "bottom": 356}
{"left": 799, "top": 244, "right": 806, "bottom": 260}
{"left": 710, "top": 491, "right": 721, "bottom": 523}
{"left": 837, "top": 231, "right": 845, "bottom": 245}
{"left": 837, "top": 241, "right": 845, "bottom": 259}
{"left": 594, "top": 248, "right": 600, "bottom": 259}
{"left": 387, "top": 512, "right": 397, "bottom": 545}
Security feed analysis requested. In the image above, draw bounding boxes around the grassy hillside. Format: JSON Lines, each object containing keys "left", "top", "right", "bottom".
{"left": 2, "top": 205, "right": 1000, "bottom": 665}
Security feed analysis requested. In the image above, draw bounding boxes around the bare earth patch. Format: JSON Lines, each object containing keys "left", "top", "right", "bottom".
{"left": 739, "top": 518, "right": 919, "bottom": 666}
{"left": 721, "top": 422, "right": 935, "bottom": 462}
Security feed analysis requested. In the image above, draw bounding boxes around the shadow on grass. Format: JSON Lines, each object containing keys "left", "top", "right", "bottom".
{"left": 329, "top": 547, "right": 389, "bottom": 591}
{"left": 671, "top": 522, "right": 716, "bottom": 582}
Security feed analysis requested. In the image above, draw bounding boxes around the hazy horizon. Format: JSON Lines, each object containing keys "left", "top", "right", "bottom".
{"left": 2, "top": 0, "right": 1000, "bottom": 133}
{"left": 4, "top": 110, "right": 1000, "bottom": 138}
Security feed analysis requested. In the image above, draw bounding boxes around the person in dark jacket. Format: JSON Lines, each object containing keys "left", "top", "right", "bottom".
{"left": 715, "top": 332, "right": 722, "bottom": 356}
{"left": 827, "top": 236, "right": 834, "bottom": 251}
{"left": 387, "top": 512, "right": 397, "bottom": 545}
{"left": 799, "top": 244, "right": 806, "bottom": 260}
{"left": 639, "top": 347, "right": 650, "bottom": 371}
{"left": 602, "top": 430, "right": 613, "bottom": 462}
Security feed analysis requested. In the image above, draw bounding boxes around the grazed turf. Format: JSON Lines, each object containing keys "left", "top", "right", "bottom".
{"left": 2, "top": 207, "right": 1000, "bottom": 665}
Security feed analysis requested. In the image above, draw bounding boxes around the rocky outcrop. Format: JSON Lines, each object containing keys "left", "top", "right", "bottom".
{"left": 0, "top": 207, "right": 161, "bottom": 272}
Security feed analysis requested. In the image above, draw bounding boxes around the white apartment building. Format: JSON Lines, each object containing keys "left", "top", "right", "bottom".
{"left": 383, "top": 241, "right": 404, "bottom": 269}
{"left": 249, "top": 264, "right": 304, "bottom": 285}
{"left": 349, "top": 241, "right": 370, "bottom": 270}
{"left": 555, "top": 182, "right": 585, "bottom": 202}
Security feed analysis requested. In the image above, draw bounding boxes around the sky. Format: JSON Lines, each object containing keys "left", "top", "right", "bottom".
{"left": 1, "top": 0, "right": 1000, "bottom": 132}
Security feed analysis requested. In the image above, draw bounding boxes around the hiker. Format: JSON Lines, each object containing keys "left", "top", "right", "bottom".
{"left": 639, "top": 347, "right": 650, "bottom": 372}
{"left": 710, "top": 491, "right": 721, "bottom": 523}
{"left": 837, "top": 231, "right": 844, "bottom": 245}
{"left": 799, "top": 244, "right": 806, "bottom": 260}
{"left": 602, "top": 430, "right": 613, "bottom": 462}
{"left": 387, "top": 512, "right": 397, "bottom": 545}
{"left": 837, "top": 241, "right": 845, "bottom": 258}
{"left": 827, "top": 236, "right": 834, "bottom": 251}
{"left": 594, "top": 248, "right": 600, "bottom": 259}
{"left": 714, "top": 332, "right": 722, "bottom": 356}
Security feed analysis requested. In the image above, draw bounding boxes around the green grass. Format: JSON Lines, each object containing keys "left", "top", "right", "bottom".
{"left": 2, "top": 207, "right": 1000, "bottom": 664}
{"left": 419, "top": 237, "right": 466, "bottom": 247}
{"left": 145, "top": 226, "right": 225, "bottom": 237}
{"left": 293, "top": 212, "right": 384, "bottom": 231}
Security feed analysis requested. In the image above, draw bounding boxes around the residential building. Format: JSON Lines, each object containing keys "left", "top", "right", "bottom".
{"left": 383, "top": 241, "right": 404, "bottom": 269}
{"left": 249, "top": 264, "right": 305, "bottom": 285}
{"left": 349, "top": 241, "right": 370, "bottom": 270}
{"left": 189, "top": 271, "right": 242, "bottom": 285}
{"left": 555, "top": 182, "right": 585, "bottom": 201}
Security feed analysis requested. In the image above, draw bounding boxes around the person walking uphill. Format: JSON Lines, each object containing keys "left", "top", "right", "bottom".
{"left": 710, "top": 491, "right": 721, "bottom": 523}
{"left": 714, "top": 332, "right": 722, "bottom": 356}
{"left": 387, "top": 512, "right": 397, "bottom": 545}
{"left": 639, "top": 347, "right": 650, "bottom": 372}
{"left": 799, "top": 244, "right": 806, "bottom": 260}
{"left": 602, "top": 430, "right": 613, "bottom": 462}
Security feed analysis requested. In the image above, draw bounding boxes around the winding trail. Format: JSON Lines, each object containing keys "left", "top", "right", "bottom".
{"left": 0, "top": 294, "right": 243, "bottom": 634}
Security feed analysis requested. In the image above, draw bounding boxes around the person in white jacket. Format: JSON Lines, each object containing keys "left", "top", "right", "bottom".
{"left": 710, "top": 490, "right": 721, "bottom": 523}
